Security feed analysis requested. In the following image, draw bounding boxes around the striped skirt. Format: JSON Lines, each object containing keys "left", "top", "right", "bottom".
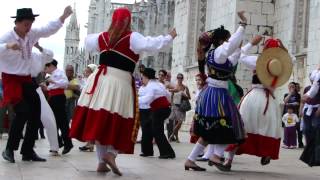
{"left": 194, "top": 85, "right": 245, "bottom": 144}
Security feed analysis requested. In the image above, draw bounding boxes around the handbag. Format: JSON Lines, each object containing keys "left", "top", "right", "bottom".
{"left": 179, "top": 96, "right": 191, "bottom": 112}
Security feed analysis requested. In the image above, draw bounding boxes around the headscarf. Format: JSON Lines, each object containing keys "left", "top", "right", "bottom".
{"left": 108, "top": 8, "right": 132, "bottom": 47}
{"left": 264, "top": 38, "right": 280, "bottom": 49}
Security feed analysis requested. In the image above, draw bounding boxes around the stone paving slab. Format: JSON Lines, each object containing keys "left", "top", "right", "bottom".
{"left": 0, "top": 132, "right": 320, "bottom": 180}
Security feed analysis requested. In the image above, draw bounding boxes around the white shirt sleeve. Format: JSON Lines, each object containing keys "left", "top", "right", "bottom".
{"left": 227, "top": 48, "right": 241, "bottom": 66}
{"left": 306, "top": 73, "right": 320, "bottom": 98}
{"left": 239, "top": 43, "right": 258, "bottom": 70}
{"left": 130, "top": 32, "right": 173, "bottom": 54}
{"left": 48, "top": 70, "right": 69, "bottom": 90}
{"left": 139, "top": 85, "right": 155, "bottom": 106}
{"left": 30, "top": 19, "right": 63, "bottom": 38}
{"left": 85, "top": 33, "right": 100, "bottom": 53}
{"left": 214, "top": 26, "right": 245, "bottom": 64}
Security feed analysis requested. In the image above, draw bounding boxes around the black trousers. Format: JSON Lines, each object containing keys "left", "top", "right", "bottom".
{"left": 49, "top": 94, "right": 72, "bottom": 148}
{"left": 140, "top": 109, "right": 153, "bottom": 155}
{"left": 150, "top": 108, "right": 175, "bottom": 156}
{"left": 296, "top": 122, "right": 304, "bottom": 146}
{"left": 6, "top": 83, "right": 41, "bottom": 156}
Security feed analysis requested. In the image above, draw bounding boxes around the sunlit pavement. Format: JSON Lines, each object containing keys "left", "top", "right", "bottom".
{"left": 0, "top": 132, "right": 319, "bottom": 180}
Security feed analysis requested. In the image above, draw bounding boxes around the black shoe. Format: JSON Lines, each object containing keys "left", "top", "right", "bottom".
{"left": 298, "top": 144, "right": 304, "bottom": 148}
{"left": 2, "top": 149, "right": 15, "bottom": 163}
{"left": 260, "top": 157, "right": 271, "bottom": 166}
{"left": 79, "top": 145, "right": 94, "bottom": 152}
{"left": 140, "top": 153, "right": 154, "bottom": 157}
{"left": 22, "top": 153, "right": 46, "bottom": 162}
{"left": 208, "top": 160, "right": 231, "bottom": 172}
{"left": 62, "top": 145, "right": 73, "bottom": 155}
{"left": 158, "top": 154, "right": 175, "bottom": 159}
{"left": 185, "top": 165, "right": 206, "bottom": 171}
{"left": 196, "top": 157, "right": 209, "bottom": 162}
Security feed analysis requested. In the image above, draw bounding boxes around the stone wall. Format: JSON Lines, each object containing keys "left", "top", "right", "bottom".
{"left": 306, "top": 0, "right": 320, "bottom": 85}
{"left": 235, "top": 0, "right": 275, "bottom": 93}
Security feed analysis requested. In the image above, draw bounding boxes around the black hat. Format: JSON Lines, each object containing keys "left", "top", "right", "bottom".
{"left": 45, "top": 59, "right": 58, "bottom": 67}
{"left": 142, "top": 68, "right": 156, "bottom": 79}
{"left": 11, "top": 8, "right": 39, "bottom": 19}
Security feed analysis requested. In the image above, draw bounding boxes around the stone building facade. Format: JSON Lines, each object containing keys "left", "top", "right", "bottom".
{"left": 171, "top": 0, "right": 319, "bottom": 130}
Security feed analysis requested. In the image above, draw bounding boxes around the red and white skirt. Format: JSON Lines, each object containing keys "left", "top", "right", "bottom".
{"left": 235, "top": 85, "right": 282, "bottom": 159}
{"left": 70, "top": 66, "right": 139, "bottom": 154}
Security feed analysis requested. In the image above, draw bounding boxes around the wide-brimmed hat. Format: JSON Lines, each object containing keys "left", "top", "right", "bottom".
{"left": 256, "top": 47, "right": 293, "bottom": 88}
{"left": 11, "top": 8, "right": 39, "bottom": 19}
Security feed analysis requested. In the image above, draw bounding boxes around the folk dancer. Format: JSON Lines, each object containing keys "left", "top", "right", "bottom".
{"left": 44, "top": 60, "right": 73, "bottom": 155}
{"left": 0, "top": 6, "right": 72, "bottom": 163}
{"left": 69, "top": 8, "right": 177, "bottom": 175}
{"left": 184, "top": 11, "right": 247, "bottom": 172}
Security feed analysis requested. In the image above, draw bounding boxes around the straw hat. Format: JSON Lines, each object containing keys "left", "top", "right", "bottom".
{"left": 256, "top": 47, "right": 293, "bottom": 88}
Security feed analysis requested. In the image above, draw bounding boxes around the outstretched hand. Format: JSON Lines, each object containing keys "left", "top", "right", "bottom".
{"left": 60, "top": 5, "right": 73, "bottom": 23}
{"left": 251, "top": 35, "right": 263, "bottom": 45}
{"left": 237, "top": 11, "right": 247, "bottom": 24}
{"left": 169, "top": 28, "right": 177, "bottom": 39}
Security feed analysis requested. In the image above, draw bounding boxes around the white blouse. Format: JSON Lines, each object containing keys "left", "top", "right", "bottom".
{"left": 47, "top": 69, "right": 68, "bottom": 90}
{"left": 85, "top": 32, "right": 173, "bottom": 55}
{"left": 138, "top": 85, "right": 151, "bottom": 109}
{"left": 138, "top": 80, "right": 170, "bottom": 107}
{"left": 213, "top": 26, "right": 245, "bottom": 65}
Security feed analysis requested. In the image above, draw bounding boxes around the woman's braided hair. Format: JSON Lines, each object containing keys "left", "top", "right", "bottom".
{"left": 212, "top": 25, "right": 231, "bottom": 49}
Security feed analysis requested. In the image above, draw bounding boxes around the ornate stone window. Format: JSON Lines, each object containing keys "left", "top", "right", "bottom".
{"left": 295, "top": 0, "right": 310, "bottom": 53}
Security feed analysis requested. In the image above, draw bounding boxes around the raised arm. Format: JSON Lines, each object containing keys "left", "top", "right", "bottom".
{"left": 239, "top": 43, "right": 258, "bottom": 70}
{"left": 214, "top": 26, "right": 245, "bottom": 64}
{"left": 31, "top": 6, "right": 73, "bottom": 38}
{"left": 130, "top": 29, "right": 177, "bottom": 54}
{"left": 238, "top": 35, "right": 263, "bottom": 70}
{"left": 84, "top": 33, "right": 100, "bottom": 53}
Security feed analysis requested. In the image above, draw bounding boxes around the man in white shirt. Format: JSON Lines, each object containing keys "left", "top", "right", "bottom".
{"left": 44, "top": 60, "right": 73, "bottom": 155}
{"left": 1, "top": 7, "right": 73, "bottom": 163}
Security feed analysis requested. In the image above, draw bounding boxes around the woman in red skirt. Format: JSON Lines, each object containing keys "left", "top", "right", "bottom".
{"left": 69, "top": 8, "right": 176, "bottom": 176}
